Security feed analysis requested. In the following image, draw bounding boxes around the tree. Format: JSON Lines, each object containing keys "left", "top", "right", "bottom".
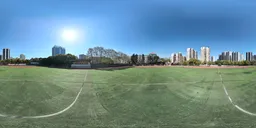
{"left": 142, "top": 54, "right": 145, "bottom": 64}
{"left": 135, "top": 54, "right": 138, "bottom": 65}
{"left": 183, "top": 61, "right": 188, "bottom": 66}
{"left": 16, "top": 59, "right": 21, "bottom": 64}
{"left": 148, "top": 53, "right": 159, "bottom": 64}
{"left": 188, "top": 59, "right": 200, "bottom": 66}
{"left": 39, "top": 54, "right": 78, "bottom": 67}
{"left": 86, "top": 48, "right": 93, "bottom": 62}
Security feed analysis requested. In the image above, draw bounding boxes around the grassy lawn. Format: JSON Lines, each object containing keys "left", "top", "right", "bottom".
{"left": 0, "top": 66, "right": 256, "bottom": 127}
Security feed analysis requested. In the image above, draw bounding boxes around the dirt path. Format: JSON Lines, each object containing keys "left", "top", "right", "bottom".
{"left": 6, "top": 65, "right": 38, "bottom": 68}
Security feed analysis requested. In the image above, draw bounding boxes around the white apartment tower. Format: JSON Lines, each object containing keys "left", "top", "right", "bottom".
{"left": 171, "top": 53, "right": 177, "bottom": 63}
{"left": 200, "top": 47, "right": 210, "bottom": 63}
{"left": 171, "top": 53, "right": 183, "bottom": 63}
{"left": 187, "top": 48, "right": 197, "bottom": 61}
{"left": 195, "top": 51, "right": 198, "bottom": 59}
{"left": 178, "top": 52, "right": 183, "bottom": 63}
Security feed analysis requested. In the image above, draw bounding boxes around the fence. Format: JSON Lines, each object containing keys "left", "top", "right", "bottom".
{"left": 8, "top": 64, "right": 27, "bottom": 66}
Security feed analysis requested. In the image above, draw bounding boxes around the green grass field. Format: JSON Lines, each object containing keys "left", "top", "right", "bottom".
{"left": 1, "top": 66, "right": 256, "bottom": 128}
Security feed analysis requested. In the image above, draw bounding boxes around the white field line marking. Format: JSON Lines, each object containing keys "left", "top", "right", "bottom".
{"left": 223, "top": 85, "right": 229, "bottom": 96}
{"left": 218, "top": 68, "right": 256, "bottom": 116}
{"left": 235, "top": 105, "right": 256, "bottom": 116}
{"left": 94, "top": 81, "right": 209, "bottom": 86}
{"left": 228, "top": 96, "right": 233, "bottom": 103}
{"left": 0, "top": 71, "right": 88, "bottom": 119}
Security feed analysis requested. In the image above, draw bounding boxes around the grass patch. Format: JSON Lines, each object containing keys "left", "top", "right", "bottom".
{"left": 0, "top": 67, "right": 256, "bottom": 127}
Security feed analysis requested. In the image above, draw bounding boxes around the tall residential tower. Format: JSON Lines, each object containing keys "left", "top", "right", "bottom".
{"left": 186, "top": 48, "right": 197, "bottom": 61}
{"left": 246, "top": 52, "right": 253, "bottom": 61}
{"left": 200, "top": 47, "right": 210, "bottom": 63}
{"left": 52, "top": 45, "right": 66, "bottom": 56}
{"left": 3, "top": 48, "right": 10, "bottom": 60}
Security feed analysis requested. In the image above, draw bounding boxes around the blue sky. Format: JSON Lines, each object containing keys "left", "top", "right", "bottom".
{"left": 1, "top": 0, "right": 256, "bottom": 59}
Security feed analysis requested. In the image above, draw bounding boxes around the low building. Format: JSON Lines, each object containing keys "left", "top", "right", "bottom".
{"left": 30, "top": 62, "right": 40, "bottom": 65}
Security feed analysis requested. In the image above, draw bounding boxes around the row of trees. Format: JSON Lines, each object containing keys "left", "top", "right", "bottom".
{"left": 86, "top": 46, "right": 130, "bottom": 64}
{"left": 130, "top": 53, "right": 169, "bottom": 65}
{"left": 130, "top": 54, "right": 143, "bottom": 64}
{"left": 0, "top": 54, "right": 78, "bottom": 67}
{"left": 39, "top": 54, "right": 77, "bottom": 67}
{"left": 175, "top": 59, "right": 256, "bottom": 66}
{"left": 180, "top": 59, "right": 201, "bottom": 66}
{"left": 214, "top": 60, "right": 256, "bottom": 66}
{"left": 0, "top": 59, "right": 30, "bottom": 65}
{"left": 0, "top": 46, "right": 130, "bottom": 66}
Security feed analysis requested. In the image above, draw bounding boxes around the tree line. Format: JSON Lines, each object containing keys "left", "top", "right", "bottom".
{"left": 86, "top": 46, "right": 130, "bottom": 64}
{"left": 130, "top": 53, "right": 170, "bottom": 65}
{"left": 39, "top": 54, "right": 77, "bottom": 67}
{"left": 214, "top": 60, "right": 256, "bottom": 66}
{"left": 0, "top": 59, "right": 30, "bottom": 65}
{"left": 177, "top": 59, "right": 256, "bottom": 66}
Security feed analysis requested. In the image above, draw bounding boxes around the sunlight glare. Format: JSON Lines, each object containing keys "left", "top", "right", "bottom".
{"left": 61, "top": 29, "right": 78, "bottom": 42}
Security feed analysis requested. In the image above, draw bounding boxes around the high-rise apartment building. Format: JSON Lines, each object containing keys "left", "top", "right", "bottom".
{"left": 2, "top": 48, "right": 10, "bottom": 60}
{"left": 238, "top": 52, "right": 241, "bottom": 61}
{"left": 52, "top": 45, "right": 66, "bottom": 56}
{"left": 254, "top": 55, "right": 256, "bottom": 61}
{"left": 186, "top": 48, "right": 192, "bottom": 61}
{"left": 218, "top": 54, "right": 222, "bottom": 61}
{"left": 210, "top": 56, "right": 214, "bottom": 62}
{"left": 187, "top": 48, "right": 197, "bottom": 61}
{"left": 195, "top": 51, "right": 198, "bottom": 60}
{"left": 20, "top": 54, "right": 26, "bottom": 60}
{"left": 0, "top": 55, "right": 2, "bottom": 60}
{"left": 79, "top": 54, "right": 86, "bottom": 60}
{"left": 178, "top": 52, "right": 183, "bottom": 63}
{"left": 246, "top": 52, "right": 253, "bottom": 61}
{"left": 171, "top": 53, "right": 176, "bottom": 63}
{"left": 171, "top": 53, "right": 183, "bottom": 64}
{"left": 219, "top": 51, "right": 241, "bottom": 61}
{"left": 241, "top": 54, "right": 244, "bottom": 61}
{"left": 232, "top": 52, "right": 239, "bottom": 62}
{"left": 227, "top": 51, "right": 232, "bottom": 61}
{"left": 200, "top": 47, "right": 210, "bottom": 63}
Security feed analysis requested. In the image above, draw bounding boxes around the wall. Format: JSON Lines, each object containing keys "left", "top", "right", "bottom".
{"left": 71, "top": 64, "right": 91, "bottom": 69}
{"left": 91, "top": 64, "right": 132, "bottom": 69}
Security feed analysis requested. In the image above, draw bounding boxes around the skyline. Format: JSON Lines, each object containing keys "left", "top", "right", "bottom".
{"left": 1, "top": 0, "right": 256, "bottom": 59}
{"left": 1, "top": 45, "right": 256, "bottom": 60}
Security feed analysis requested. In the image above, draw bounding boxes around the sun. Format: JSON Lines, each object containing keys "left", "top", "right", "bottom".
{"left": 61, "top": 29, "right": 78, "bottom": 42}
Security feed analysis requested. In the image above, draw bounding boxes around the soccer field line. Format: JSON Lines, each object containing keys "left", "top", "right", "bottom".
{"left": 218, "top": 68, "right": 256, "bottom": 116}
{"left": 0, "top": 71, "right": 88, "bottom": 119}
